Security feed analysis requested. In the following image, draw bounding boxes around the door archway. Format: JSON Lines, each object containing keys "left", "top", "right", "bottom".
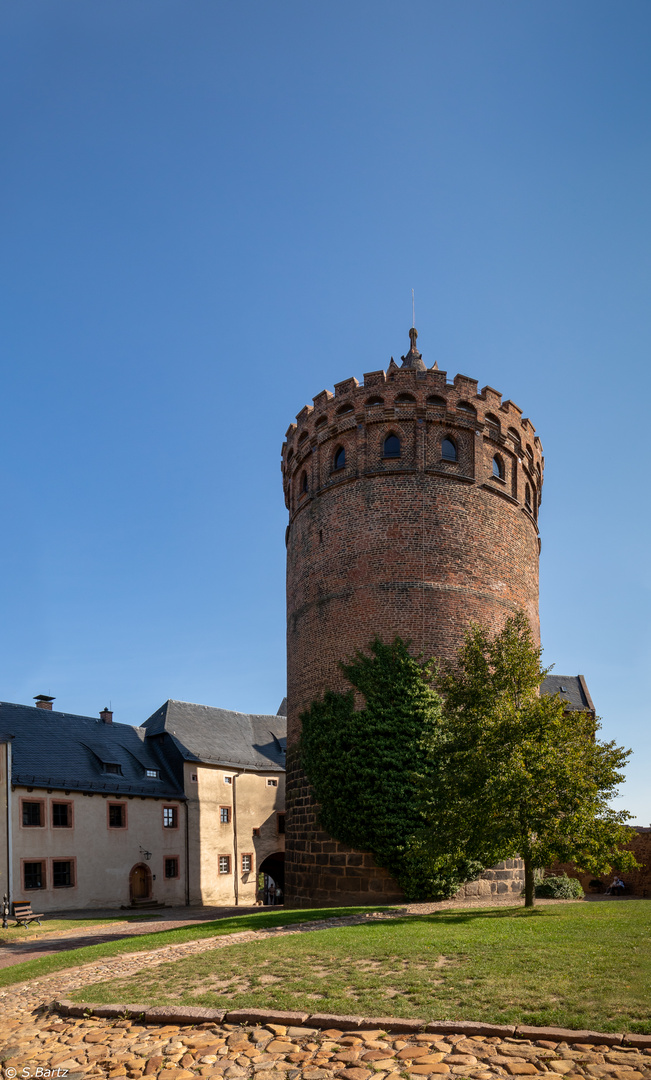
{"left": 129, "top": 862, "right": 152, "bottom": 902}
{"left": 259, "top": 851, "right": 285, "bottom": 905}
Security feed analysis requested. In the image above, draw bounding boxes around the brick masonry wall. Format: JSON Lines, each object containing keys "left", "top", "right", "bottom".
{"left": 282, "top": 361, "right": 544, "bottom": 906}
{"left": 552, "top": 828, "right": 651, "bottom": 896}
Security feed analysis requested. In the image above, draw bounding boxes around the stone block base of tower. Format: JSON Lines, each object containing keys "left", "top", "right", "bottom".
{"left": 284, "top": 757, "right": 405, "bottom": 907}
{"left": 285, "top": 757, "right": 526, "bottom": 907}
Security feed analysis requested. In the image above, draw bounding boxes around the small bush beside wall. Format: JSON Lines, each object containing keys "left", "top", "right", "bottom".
{"left": 535, "top": 873, "right": 584, "bottom": 899}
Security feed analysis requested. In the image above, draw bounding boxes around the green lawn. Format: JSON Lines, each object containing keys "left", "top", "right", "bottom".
{"left": 0, "top": 906, "right": 392, "bottom": 988}
{"left": 71, "top": 901, "right": 651, "bottom": 1034}
{"left": 0, "top": 916, "right": 151, "bottom": 940}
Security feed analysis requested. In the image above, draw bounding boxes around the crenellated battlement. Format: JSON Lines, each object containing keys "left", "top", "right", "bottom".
{"left": 281, "top": 357, "right": 544, "bottom": 525}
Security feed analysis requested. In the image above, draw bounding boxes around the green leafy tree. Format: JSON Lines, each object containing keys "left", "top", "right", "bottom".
{"left": 419, "top": 612, "right": 638, "bottom": 906}
{"left": 300, "top": 637, "right": 482, "bottom": 900}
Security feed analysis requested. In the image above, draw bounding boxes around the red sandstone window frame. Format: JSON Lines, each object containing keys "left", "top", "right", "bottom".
{"left": 107, "top": 801, "right": 128, "bottom": 829}
{"left": 20, "top": 797, "right": 46, "bottom": 829}
{"left": 219, "top": 805, "right": 231, "bottom": 824}
{"left": 51, "top": 856, "right": 77, "bottom": 889}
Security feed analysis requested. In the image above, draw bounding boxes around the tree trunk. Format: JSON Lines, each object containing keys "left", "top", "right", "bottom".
{"left": 524, "top": 858, "right": 535, "bottom": 907}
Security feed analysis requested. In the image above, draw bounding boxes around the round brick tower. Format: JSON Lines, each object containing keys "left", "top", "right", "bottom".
{"left": 281, "top": 328, "right": 544, "bottom": 906}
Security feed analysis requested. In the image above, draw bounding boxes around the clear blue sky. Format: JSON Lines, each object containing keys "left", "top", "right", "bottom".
{"left": 2, "top": 1, "right": 650, "bottom": 824}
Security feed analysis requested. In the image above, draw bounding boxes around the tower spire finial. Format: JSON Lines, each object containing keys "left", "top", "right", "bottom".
{"left": 400, "top": 320, "right": 425, "bottom": 371}
{"left": 412, "top": 288, "right": 415, "bottom": 329}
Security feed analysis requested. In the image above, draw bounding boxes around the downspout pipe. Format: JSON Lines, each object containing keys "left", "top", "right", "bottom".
{"left": 232, "top": 772, "right": 239, "bottom": 906}
{"left": 6, "top": 742, "right": 13, "bottom": 904}
{"left": 184, "top": 800, "right": 190, "bottom": 907}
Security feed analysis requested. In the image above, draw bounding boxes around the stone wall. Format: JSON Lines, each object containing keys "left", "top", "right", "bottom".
{"left": 455, "top": 858, "right": 525, "bottom": 899}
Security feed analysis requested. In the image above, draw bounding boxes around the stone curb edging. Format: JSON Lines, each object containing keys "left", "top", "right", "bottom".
{"left": 52, "top": 999, "right": 651, "bottom": 1050}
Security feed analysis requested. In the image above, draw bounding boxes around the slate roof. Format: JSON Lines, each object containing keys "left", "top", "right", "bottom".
{"left": 143, "top": 700, "right": 287, "bottom": 772}
{"left": 540, "top": 675, "right": 595, "bottom": 712}
{"left": 0, "top": 702, "right": 184, "bottom": 798}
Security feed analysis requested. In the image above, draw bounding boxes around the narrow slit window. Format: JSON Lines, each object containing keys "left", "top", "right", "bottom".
{"left": 525, "top": 483, "right": 532, "bottom": 509}
{"left": 383, "top": 434, "right": 401, "bottom": 458}
{"left": 333, "top": 445, "right": 346, "bottom": 470}
{"left": 442, "top": 438, "right": 457, "bottom": 462}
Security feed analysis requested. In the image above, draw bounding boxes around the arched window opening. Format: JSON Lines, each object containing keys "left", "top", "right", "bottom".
{"left": 300, "top": 471, "right": 308, "bottom": 495}
{"left": 485, "top": 413, "right": 501, "bottom": 434}
{"left": 427, "top": 395, "right": 446, "bottom": 407}
{"left": 442, "top": 438, "right": 457, "bottom": 462}
{"left": 493, "top": 455, "right": 504, "bottom": 480}
{"left": 298, "top": 430, "right": 308, "bottom": 444}
{"left": 365, "top": 396, "right": 384, "bottom": 407}
{"left": 336, "top": 402, "right": 354, "bottom": 416}
{"left": 315, "top": 415, "right": 328, "bottom": 428}
{"left": 526, "top": 444, "right": 534, "bottom": 461}
{"left": 395, "top": 392, "right": 416, "bottom": 404}
{"left": 508, "top": 427, "right": 521, "bottom": 446}
{"left": 457, "top": 401, "right": 477, "bottom": 416}
{"left": 287, "top": 448, "right": 294, "bottom": 464}
{"left": 332, "top": 445, "right": 346, "bottom": 471}
{"left": 383, "top": 433, "right": 401, "bottom": 458}
{"left": 525, "top": 483, "right": 532, "bottom": 509}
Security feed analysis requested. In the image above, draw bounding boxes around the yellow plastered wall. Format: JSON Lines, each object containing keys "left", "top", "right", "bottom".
{"left": 185, "top": 762, "right": 285, "bottom": 905}
{"left": 11, "top": 787, "right": 187, "bottom": 911}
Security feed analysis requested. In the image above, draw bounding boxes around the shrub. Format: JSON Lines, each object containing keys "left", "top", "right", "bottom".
{"left": 535, "top": 873, "right": 584, "bottom": 899}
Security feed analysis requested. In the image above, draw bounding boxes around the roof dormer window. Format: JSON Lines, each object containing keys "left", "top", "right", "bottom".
{"left": 104, "top": 762, "right": 122, "bottom": 775}
{"left": 145, "top": 768, "right": 159, "bottom": 779}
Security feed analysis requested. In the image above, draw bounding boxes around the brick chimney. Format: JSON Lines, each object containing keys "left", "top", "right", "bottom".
{"left": 34, "top": 695, "right": 55, "bottom": 711}
{"left": 100, "top": 707, "right": 113, "bottom": 724}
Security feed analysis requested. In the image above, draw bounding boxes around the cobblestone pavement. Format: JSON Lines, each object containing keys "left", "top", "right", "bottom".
{"left": 1, "top": 904, "right": 648, "bottom": 1080}
{"left": 2, "top": 1014, "right": 650, "bottom": 1080}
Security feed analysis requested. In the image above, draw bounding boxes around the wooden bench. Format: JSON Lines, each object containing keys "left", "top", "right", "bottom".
{"left": 12, "top": 902, "right": 44, "bottom": 927}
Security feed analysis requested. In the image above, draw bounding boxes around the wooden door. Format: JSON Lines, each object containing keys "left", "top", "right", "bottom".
{"left": 130, "top": 864, "right": 150, "bottom": 899}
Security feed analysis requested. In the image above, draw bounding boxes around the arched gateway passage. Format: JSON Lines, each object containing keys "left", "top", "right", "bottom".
{"left": 259, "top": 851, "right": 285, "bottom": 906}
